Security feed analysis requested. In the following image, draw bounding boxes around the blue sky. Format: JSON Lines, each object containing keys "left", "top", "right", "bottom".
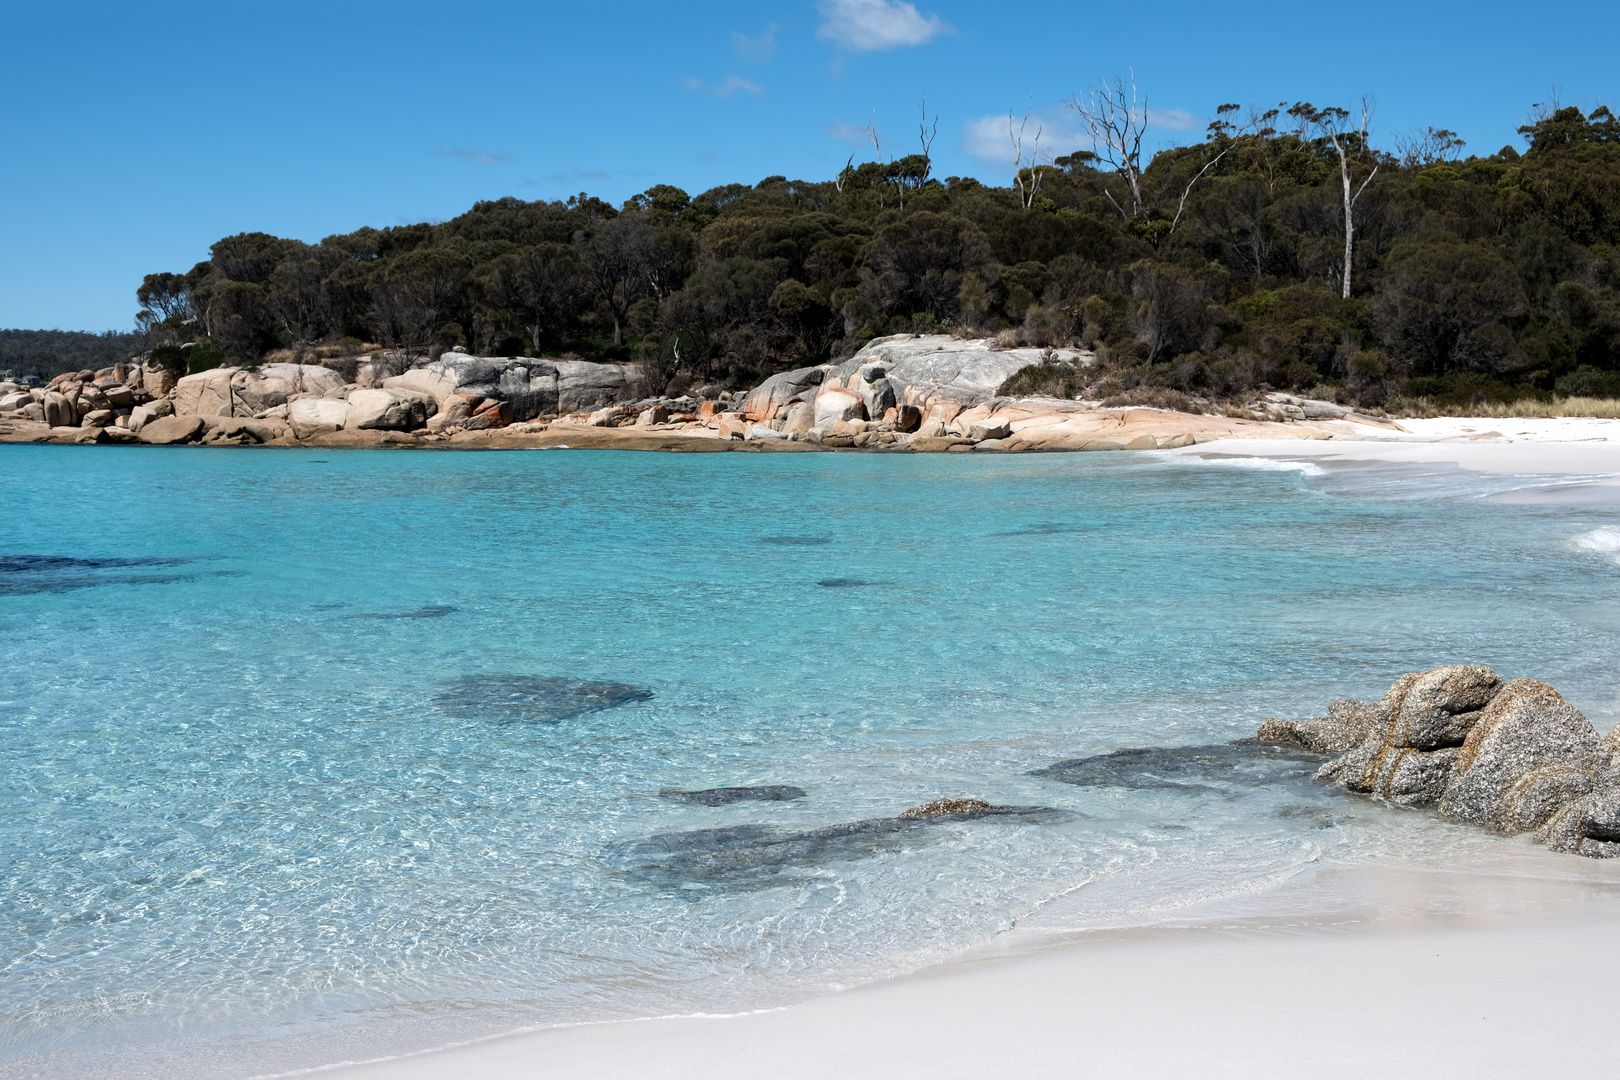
{"left": 3, "top": 0, "right": 1616, "bottom": 331}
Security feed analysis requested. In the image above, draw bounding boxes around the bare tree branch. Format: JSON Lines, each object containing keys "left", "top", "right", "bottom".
{"left": 1067, "top": 74, "right": 1147, "bottom": 219}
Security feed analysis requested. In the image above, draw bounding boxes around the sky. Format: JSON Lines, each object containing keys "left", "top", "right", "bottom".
{"left": 2, "top": 0, "right": 1617, "bottom": 332}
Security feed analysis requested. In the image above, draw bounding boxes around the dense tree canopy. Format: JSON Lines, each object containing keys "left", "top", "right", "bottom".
{"left": 104, "top": 100, "right": 1620, "bottom": 406}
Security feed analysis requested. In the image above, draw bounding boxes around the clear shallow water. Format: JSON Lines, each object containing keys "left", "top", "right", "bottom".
{"left": 4, "top": 443, "right": 1620, "bottom": 1078}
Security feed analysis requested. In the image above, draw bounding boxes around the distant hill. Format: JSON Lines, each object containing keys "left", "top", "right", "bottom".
{"left": 0, "top": 329, "right": 146, "bottom": 383}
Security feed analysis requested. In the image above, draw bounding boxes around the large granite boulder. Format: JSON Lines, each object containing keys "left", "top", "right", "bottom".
{"left": 288, "top": 398, "right": 351, "bottom": 440}
{"left": 136, "top": 415, "right": 206, "bottom": 445}
{"left": 425, "top": 394, "right": 477, "bottom": 433}
{"left": 824, "top": 335, "right": 1093, "bottom": 416}
{"left": 1291, "top": 669, "right": 1617, "bottom": 853}
{"left": 384, "top": 355, "right": 637, "bottom": 420}
{"left": 1390, "top": 665, "right": 1502, "bottom": 750}
{"left": 42, "top": 391, "right": 74, "bottom": 428}
{"left": 1436, "top": 679, "right": 1603, "bottom": 832}
{"left": 231, "top": 364, "right": 345, "bottom": 414}
{"left": 344, "top": 388, "right": 434, "bottom": 430}
{"left": 741, "top": 365, "right": 829, "bottom": 422}
{"left": 172, "top": 368, "right": 239, "bottom": 417}
{"left": 814, "top": 388, "right": 864, "bottom": 425}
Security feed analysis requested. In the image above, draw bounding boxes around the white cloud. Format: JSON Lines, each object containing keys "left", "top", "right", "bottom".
{"left": 682, "top": 75, "right": 764, "bottom": 99}
{"left": 825, "top": 120, "right": 874, "bottom": 145}
{"left": 732, "top": 24, "right": 777, "bottom": 64}
{"left": 959, "top": 112, "right": 1088, "bottom": 168}
{"left": 816, "top": 0, "right": 949, "bottom": 52}
{"left": 435, "top": 147, "right": 513, "bottom": 165}
{"left": 1147, "top": 108, "right": 1200, "bottom": 132}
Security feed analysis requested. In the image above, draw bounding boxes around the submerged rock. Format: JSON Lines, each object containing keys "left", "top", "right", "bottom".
{"left": 1031, "top": 743, "right": 1322, "bottom": 794}
{"left": 351, "top": 604, "right": 458, "bottom": 620}
{"left": 0, "top": 554, "right": 193, "bottom": 595}
{"left": 436, "top": 674, "right": 653, "bottom": 723}
{"left": 900, "top": 797, "right": 996, "bottom": 817}
{"left": 661, "top": 785, "right": 809, "bottom": 805}
{"left": 616, "top": 802, "right": 1067, "bottom": 887}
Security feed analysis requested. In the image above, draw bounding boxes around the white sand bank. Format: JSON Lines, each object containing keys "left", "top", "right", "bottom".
{"left": 298, "top": 855, "right": 1620, "bottom": 1080}
{"left": 1180, "top": 415, "right": 1620, "bottom": 480}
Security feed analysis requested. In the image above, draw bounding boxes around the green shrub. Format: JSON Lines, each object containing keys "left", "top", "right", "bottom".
{"left": 1553, "top": 365, "right": 1620, "bottom": 398}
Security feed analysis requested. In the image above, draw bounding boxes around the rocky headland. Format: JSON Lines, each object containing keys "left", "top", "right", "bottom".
{"left": 0, "top": 333, "right": 1401, "bottom": 452}
{"left": 1259, "top": 665, "right": 1620, "bottom": 858}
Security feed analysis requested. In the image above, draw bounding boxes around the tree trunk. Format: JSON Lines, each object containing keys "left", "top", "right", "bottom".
{"left": 1340, "top": 149, "right": 1355, "bottom": 300}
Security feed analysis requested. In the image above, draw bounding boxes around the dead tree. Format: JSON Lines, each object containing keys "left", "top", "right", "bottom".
{"left": 918, "top": 99, "right": 938, "bottom": 180}
{"left": 1311, "top": 99, "right": 1380, "bottom": 299}
{"left": 1008, "top": 109, "right": 1045, "bottom": 209}
{"left": 1067, "top": 74, "right": 1148, "bottom": 219}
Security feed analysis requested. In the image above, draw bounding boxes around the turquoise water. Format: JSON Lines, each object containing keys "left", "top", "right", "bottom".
{"left": 4, "top": 444, "right": 1620, "bottom": 1078}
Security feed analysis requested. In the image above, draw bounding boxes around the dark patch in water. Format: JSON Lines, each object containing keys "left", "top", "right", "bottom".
{"left": 816, "top": 578, "right": 874, "bottom": 588}
{"left": 437, "top": 674, "right": 653, "bottom": 723}
{"left": 351, "top": 604, "right": 459, "bottom": 620}
{"left": 614, "top": 805, "right": 1069, "bottom": 889}
{"left": 661, "top": 785, "right": 808, "bottom": 805}
{"left": 0, "top": 554, "right": 195, "bottom": 595}
{"left": 760, "top": 536, "right": 832, "bottom": 546}
{"left": 1030, "top": 743, "right": 1322, "bottom": 795}
{"left": 993, "top": 523, "right": 1080, "bottom": 537}
{"left": 1276, "top": 803, "right": 1345, "bottom": 829}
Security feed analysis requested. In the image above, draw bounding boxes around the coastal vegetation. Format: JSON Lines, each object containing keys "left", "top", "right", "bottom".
{"left": 0, "top": 329, "right": 146, "bottom": 384}
{"left": 15, "top": 92, "right": 1620, "bottom": 417}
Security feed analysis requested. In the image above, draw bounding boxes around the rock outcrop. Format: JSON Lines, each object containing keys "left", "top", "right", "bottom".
{"left": 1264, "top": 666, "right": 1619, "bottom": 855}
{"left": 383, "top": 354, "right": 639, "bottom": 419}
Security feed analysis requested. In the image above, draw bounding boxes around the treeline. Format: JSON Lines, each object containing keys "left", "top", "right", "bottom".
{"left": 126, "top": 96, "right": 1620, "bottom": 408}
{"left": 0, "top": 330, "right": 148, "bottom": 383}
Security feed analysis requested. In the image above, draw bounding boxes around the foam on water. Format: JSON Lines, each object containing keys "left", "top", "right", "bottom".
{"left": 3, "top": 445, "right": 1619, "bottom": 1078}
{"left": 1157, "top": 452, "right": 1326, "bottom": 476}
{"left": 1573, "top": 527, "right": 1620, "bottom": 563}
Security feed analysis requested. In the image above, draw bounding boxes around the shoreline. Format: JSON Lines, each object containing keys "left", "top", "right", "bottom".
{"left": 291, "top": 434, "right": 1620, "bottom": 1080}
{"left": 293, "top": 849, "right": 1620, "bottom": 1080}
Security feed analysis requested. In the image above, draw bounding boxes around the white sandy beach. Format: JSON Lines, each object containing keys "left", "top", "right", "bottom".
{"left": 301, "top": 855, "right": 1620, "bottom": 1080}
{"left": 1183, "top": 415, "right": 1620, "bottom": 478}
{"left": 284, "top": 419, "right": 1620, "bottom": 1080}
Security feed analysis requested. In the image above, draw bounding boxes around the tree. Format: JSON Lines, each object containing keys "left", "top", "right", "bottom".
{"left": 1068, "top": 75, "right": 1149, "bottom": 219}
{"left": 1008, "top": 109, "right": 1045, "bottom": 209}
{"left": 1130, "top": 261, "right": 1211, "bottom": 361}
{"left": 1373, "top": 233, "right": 1526, "bottom": 374}
{"left": 1294, "top": 100, "right": 1380, "bottom": 298}
{"left": 136, "top": 273, "right": 194, "bottom": 324}
{"left": 486, "top": 244, "right": 589, "bottom": 352}
{"left": 368, "top": 249, "right": 469, "bottom": 366}
{"left": 266, "top": 246, "right": 330, "bottom": 349}
{"left": 1393, "top": 126, "right": 1468, "bottom": 168}
{"left": 577, "top": 213, "right": 658, "bottom": 344}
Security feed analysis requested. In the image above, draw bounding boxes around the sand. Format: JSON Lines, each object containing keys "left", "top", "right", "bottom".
{"left": 295, "top": 855, "right": 1620, "bottom": 1080}
{"left": 1172, "top": 416, "right": 1620, "bottom": 481}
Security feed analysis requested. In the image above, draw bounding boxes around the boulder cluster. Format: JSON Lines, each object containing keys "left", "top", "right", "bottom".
{"left": 0, "top": 350, "right": 656, "bottom": 447}
{"left": 1, "top": 333, "right": 1390, "bottom": 451}
{"left": 1259, "top": 666, "right": 1620, "bottom": 857}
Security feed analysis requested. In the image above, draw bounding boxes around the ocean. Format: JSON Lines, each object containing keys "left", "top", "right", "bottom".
{"left": 4, "top": 444, "right": 1619, "bottom": 1077}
